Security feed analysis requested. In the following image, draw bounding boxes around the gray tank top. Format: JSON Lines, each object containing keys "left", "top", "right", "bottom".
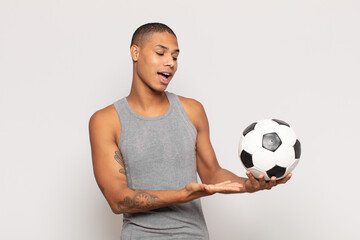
{"left": 113, "top": 91, "right": 209, "bottom": 240}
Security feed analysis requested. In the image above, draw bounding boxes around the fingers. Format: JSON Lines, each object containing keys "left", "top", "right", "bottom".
{"left": 277, "top": 173, "right": 292, "bottom": 184}
{"left": 215, "top": 180, "right": 232, "bottom": 186}
{"left": 246, "top": 171, "right": 259, "bottom": 186}
{"left": 215, "top": 181, "right": 242, "bottom": 189}
{"left": 205, "top": 181, "right": 243, "bottom": 193}
{"left": 245, "top": 171, "right": 283, "bottom": 192}
{"left": 258, "top": 174, "right": 266, "bottom": 189}
{"left": 205, "top": 185, "right": 240, "bottom": 192}
{"left": 269, "top": 176, "right": 277, "bottom": 188}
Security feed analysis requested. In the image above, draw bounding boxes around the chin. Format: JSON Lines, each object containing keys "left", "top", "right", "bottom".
{"left": 149, "top": 84, "right": 168, "bottom": 94}
{"left": 156, "top": 86, "right": 169, "bottom": 93}
{"left": 154, "top": 80, "right": 171, "bottom": 92}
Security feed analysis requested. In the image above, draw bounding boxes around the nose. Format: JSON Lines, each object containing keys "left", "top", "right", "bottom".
{"left": 164, "top": 55, "right": 175, "bottom": 68}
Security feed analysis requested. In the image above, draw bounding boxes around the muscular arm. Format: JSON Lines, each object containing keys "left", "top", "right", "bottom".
{"left": 104, "top": 151, "right": 178, "bottom": 213}
{"left": 89, "top": 105, "right": 242, "bottom": 214}
{"left": 179, "top": 97, "right": 291, "bottom": 193}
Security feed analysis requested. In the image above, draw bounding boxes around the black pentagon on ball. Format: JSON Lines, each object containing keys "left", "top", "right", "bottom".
{"left": 243, "top": 122, "right": 257, "bottom": 136}
{"left": 266, "top": 165, "right": 286, "bottom": 179}
{"left": 262, "top": 132, "right": 282, "bottom": 152}
{"left": 272, "top": 119, "right": 290, "bottom": 127}
{"left": 294, "top": 139, "right": 301, "bottom": 159}
{"left": 240, "top": 150, "right": 254, "bottom": 168}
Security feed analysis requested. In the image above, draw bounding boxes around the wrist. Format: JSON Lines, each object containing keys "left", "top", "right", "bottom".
{"left": 181, "top": 183, "right": 206, "bottom": 203}
{"left": 180, "top": 186, "right": 192, "bottom": 203}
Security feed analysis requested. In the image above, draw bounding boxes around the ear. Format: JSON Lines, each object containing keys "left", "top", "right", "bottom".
{"left": 130, "top": 45, "right": 140, "bottom": 62}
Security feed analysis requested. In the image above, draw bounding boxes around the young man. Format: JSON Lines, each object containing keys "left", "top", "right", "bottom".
{"left": 89, "top": 23, "right": 291, "bottom": 239}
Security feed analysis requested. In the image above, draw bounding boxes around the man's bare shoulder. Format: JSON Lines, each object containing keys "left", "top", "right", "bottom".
{"left": 177, "top": 95, "right": 207, "bottom": 130}
{"left": 177, "top": 95, "right": 204, "bottom": 112}
{"left": 89, "top": 104, "right": 120, "bottom": 134}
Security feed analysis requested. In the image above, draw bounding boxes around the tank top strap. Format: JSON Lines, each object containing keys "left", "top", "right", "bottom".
{"left": 165, "top": 91, "right": 197, "bottom": 142}
{"left": 113, "top": 98, "right": 131, "bottom": 146}
{"left": 113, "top": 97, "right": 127, "bottom": 125}
{"left": 164, "top": 91, "right": 176, "bottom": 108}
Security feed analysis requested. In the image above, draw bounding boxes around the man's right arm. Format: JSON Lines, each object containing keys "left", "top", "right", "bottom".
{"left": 89, "top": 105, "right": 242, "bottom": 214}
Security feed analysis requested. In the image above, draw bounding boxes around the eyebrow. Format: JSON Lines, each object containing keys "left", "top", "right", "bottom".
{"left": 155, "top": 44, "right": 180, "bottom": 53}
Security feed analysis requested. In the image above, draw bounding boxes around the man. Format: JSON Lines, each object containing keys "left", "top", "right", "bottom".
{"left": 89, "top": 23, "right": 291, "bottom": 239}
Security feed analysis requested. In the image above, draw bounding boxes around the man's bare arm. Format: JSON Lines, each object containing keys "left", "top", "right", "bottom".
{"left": 178, "top": 97, "right": 291, "bottom": 193}
{"left": 89, "top": 106, "right": 242, "bottom": 214}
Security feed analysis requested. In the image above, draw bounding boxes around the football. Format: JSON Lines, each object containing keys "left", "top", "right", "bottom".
{"left": 238, "top": 119, "right": 301, "bottom": 180}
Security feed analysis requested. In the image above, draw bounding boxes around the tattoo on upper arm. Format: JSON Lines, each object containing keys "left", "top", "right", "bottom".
{"left": 114, "top": 150, "right": 126, "bottom": 175}
{"left": 114, "top": 150, "right": 124, "bottom": 167}
{"left": 117, "top": 192, "right": 168, "bottom": 211}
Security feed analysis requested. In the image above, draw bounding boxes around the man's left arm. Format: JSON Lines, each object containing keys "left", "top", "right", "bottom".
{"left": 179, "top": 97, "right": 291, "bottom": 193}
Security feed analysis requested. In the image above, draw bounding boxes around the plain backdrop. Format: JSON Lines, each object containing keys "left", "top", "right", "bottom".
{"left": 1, "top": 0, "right": 359, "bottom": 239}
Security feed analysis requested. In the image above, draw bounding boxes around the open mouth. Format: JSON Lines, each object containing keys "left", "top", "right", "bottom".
{"left": 158, "top": 72, "right": 170, "bottom": 78}
{"left": 158, "top": 72, "right": 171, "bottom": 84}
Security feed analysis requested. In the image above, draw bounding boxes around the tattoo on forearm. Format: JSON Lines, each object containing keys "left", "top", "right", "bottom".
{"left": 117, "top": 192, "right": 168, "bottom": 211}
{"left": 114, "top": 150, "right": 126, "bottom": 175}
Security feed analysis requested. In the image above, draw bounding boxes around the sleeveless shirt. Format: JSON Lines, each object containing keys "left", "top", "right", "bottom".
{"left": 113, "top": 91, "right": 209, "bottom": 240}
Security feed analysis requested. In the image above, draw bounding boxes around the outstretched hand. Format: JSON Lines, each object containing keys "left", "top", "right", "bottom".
{"left": 203, "top": 180, "right": 243, "bottom": 194}
{"left": 184, "top": 180, "right": 243, "bottom": 201}
{"left": 244, "top": 171, "right": 292, "bottom": 193}
{"left": 183, "top": 172, "right": 292, "bottom": 202}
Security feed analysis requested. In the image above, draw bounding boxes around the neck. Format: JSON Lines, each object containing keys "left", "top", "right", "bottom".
{"left": 126, "top": 80, "right": 169, "bottom": 117}
{"left": 128, "top": 88, "right": 167, "bottom": 109}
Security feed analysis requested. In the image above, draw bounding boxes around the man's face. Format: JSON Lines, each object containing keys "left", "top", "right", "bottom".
{"left": 133, "top": 32, "right": 179, "bottom": 92}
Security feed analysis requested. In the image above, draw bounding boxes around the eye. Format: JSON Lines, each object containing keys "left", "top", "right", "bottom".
{"left": 156, "top": 52, "right": 164, "bottom": 56}
{"left": 173, "top": 57, "right": 178, "bottom": 61}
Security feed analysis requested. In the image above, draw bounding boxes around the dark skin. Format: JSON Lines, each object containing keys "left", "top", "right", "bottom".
{"left": 89, "top": 32, "right": 291, "bottom": 214}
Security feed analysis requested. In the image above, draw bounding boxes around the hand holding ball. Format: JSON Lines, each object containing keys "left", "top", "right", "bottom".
{"left": 238, "top": 119, "right": 301, "bottom": 180}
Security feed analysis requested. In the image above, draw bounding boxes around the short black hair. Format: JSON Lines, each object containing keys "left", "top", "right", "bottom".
{"left": 130, "top": 22, "right": 177, "bottom": 48}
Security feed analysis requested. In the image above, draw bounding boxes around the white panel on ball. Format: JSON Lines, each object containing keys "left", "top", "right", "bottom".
{"left": 276, "top": 125, "right": 297, "bottom": 146}
{"left": 241, "top": 130, "right": 263, "bottom": 153}
{"left": 254, "top": 119, "right": 279, "bottom": 134}
{"left": 253, "top": 148, "right": 277, "bottom": 170}
{"left": 285, "top": 159, "right": 300, "bottom": 176}
{"left": 273, "top": 146, "right": 296, "bottom": 168}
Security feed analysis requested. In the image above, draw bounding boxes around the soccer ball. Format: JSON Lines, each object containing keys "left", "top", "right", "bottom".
{"left": 238, "top": 119, "right": 301, "bottom": 180}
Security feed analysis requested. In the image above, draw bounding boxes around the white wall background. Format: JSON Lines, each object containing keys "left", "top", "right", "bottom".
{"left": 1, "top": 0, "right": 359, "bottom": 239}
